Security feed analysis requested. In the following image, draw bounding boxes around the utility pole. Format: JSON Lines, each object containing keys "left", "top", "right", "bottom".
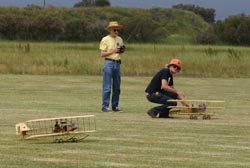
{"left": 43, "top": 0, "right": 46, "bottom": 7}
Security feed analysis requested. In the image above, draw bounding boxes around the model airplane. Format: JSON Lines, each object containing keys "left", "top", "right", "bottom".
{"left": 16, "top": 115, "right": 96, "bottom": 143}
{"left": 167, "top": 100, "right": 225, "bottom": 119}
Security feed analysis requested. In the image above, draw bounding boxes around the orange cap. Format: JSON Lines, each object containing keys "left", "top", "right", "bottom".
{"left": 168, "top": 59, "right": 182, "bottom": 70}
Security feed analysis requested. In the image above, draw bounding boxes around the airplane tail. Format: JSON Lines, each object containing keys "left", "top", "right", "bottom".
{"left": 15, "top": 123, "right": 30, "bottom": 136}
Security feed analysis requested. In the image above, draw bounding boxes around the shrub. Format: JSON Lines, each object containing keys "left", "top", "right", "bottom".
{"left": 0, "top": 15, "right": 18, "bottom": 39}
{"left": 32, "top": 15, "right": 64, "bottom": 40}
{"left": 214, "top": 14, "right": 250, "bottom": 45}
{"left": 195, "top": 26, "right": 218, "bottom": 44}
{"left": 122, "top": 13, "right": 168, "bottom": 42}
{"left": 60, "top": 19, "right": 86, "bottom": 41}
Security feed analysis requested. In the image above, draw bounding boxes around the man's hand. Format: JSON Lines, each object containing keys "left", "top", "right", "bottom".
{"left": 118, "top": 45, "right": 126, "bottom": 53}
{"left": 112, "top": 47, "right": 120, "bottom": 53}
{"left": 176, "top": 90, "right": 188, "bottom": 106}
{"left": 181, "top": 101, "right": 189, "bottom": 107}
{"left": 177, "top": 90, "right": 185, "bottom": 99}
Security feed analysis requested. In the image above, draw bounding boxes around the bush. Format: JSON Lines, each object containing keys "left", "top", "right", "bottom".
{"left": 195, "top": 26, "right": 218, "bottom": 44}
{"left": 60, "top": 19, "right": 86, "bottom": 41}
{"left": 32, "top": 16, "right": 64, "bottom": 40}
{"left": 214, "top": 14, "right": 250, "bottom": 45}
{"left": 0, "top": 15, "right": 19, "bottom": 39}
{"left": 122, "top": 12, "right": 168, "bottom": 42}
{"left": 173, "top": 4, "right": 216, "bottom": 23}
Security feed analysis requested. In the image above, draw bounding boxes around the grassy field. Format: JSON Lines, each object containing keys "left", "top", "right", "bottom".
{"left": 1, "top": 40, "right": 250, "bottom": 77}
{"left": 0, "top": 74, "right": 250, "bottom": 168}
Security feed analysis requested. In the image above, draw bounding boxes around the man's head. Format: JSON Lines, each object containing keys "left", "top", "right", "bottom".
{"left": 106, "top": 21, "right": 123, "bottom": 37}
{"left": 167, "top": 59, "right": 182, "bottom": 74}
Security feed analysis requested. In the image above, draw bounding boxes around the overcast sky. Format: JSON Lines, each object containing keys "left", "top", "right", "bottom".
{"left": 0, "top": 0, "right": 249, "bottom": 20}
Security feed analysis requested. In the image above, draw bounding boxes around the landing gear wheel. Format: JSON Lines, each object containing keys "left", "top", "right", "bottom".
{"left": 59, "top": 138, "right": 64, "bottom": 143}
{"left": 54, "top": 138, "right": 64, "bottom": 143}
{"left": 72, "top": 138, "right": 78, "bottom": 143}
{"left": 69, "top": 137, "right": 78, "bottom": 143}
{"left": 202, "top": 115, "right": 211, "bottom": 120}
{"left": 190, "top": 115, "right": 198, "bottom": 120}
{"left": 54, "top": 138, "right": 59, "bottom": 143}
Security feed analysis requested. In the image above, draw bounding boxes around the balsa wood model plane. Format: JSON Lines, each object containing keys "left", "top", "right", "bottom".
{"left": 168, "top": 100, "right": 225, "bottom": 119}
{"left": 16, "top": 115, "right": 96, "bottom": 143}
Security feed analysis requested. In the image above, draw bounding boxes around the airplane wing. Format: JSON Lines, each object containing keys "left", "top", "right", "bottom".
{"left": 25, "top": 130, "right": 96, "bottom": 140}
{"left": 25, "top": 115, "right": 95, "bottom": 123}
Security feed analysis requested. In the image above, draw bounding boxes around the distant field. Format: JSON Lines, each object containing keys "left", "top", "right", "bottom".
{"left": 0, "top": 75, "right": 250, "bottom": 168}
{"left": 0, "top": 41, "right": 250, "bottom": 77}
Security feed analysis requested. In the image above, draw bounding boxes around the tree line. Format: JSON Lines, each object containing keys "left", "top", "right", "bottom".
{"left": 0, "top": 5, "right": 250, "bottom": 45}
{"left": 174, "top": 4, "right": 250, "bottom": 45}
{"left": 0, "top": 5, "right": 207, "bottom": 42}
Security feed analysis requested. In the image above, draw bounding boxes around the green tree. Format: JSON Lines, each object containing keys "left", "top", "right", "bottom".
{"left": 214, "top": 14, "right": 250, "bottom": 45}
{"left": 0, "top": 15, "right": 18, "bottom": 39}
{"left": 122, "top": 12, "right": 168, "bottom": 42}
{"left": 74, "top": 0, "right": 110, "bottom": 7}
{"left": 173, "top": 4, "right": 215, "bottom": 23}
{"left": 96, "top": 0, "right": 110, "bottom": 7}
{"left": 32, "top": 15, "right": 63, "bottom": 40}
{"left": 195, "top": 26, "right": 218, "bottom": 44}
{"left": 74, "top": 0, "right": 96, "bottom": 7}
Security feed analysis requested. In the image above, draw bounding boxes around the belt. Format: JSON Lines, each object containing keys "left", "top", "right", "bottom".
{"left": 105, "top": 58, "right": 121, "bottom": 64}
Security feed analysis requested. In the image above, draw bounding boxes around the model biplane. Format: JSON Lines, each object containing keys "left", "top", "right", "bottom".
{"left": 168, "top": 100, "right": 225, "bottom": 119}
{"left": 16, "top": 115, "right": 96, "bottom": 143}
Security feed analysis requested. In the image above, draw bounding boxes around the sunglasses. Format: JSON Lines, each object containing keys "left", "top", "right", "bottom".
{"left": 173, "top": 65, "right": 181, "bottom": 71}
{"left": 113, "top": 29, "right": 120, "bottom": 32}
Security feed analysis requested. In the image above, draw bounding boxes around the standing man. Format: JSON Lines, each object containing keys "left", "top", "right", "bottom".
{"left": 145, "top": 59, "right": 187, "bottom": 118}
{"left": 99, "top": 21, "right": 126, "bottom": 112}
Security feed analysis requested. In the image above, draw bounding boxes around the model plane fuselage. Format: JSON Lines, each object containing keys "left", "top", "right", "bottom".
{"left": 167, "top": 100, "right": 225, "bottom": 119}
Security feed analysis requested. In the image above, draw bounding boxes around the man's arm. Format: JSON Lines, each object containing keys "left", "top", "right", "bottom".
{"left": 100, "top": 48, "right": 120, "bottom": 57}
{"left": 161, "top": 79, "right": 184, "bottom": 97}
{"left": 161, "top": 79, "right": 188, "bottom": 106}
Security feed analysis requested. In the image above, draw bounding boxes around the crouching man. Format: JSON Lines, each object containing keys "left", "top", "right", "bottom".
{"left": 145, "top": 59, "right": 187, "bottom": 118}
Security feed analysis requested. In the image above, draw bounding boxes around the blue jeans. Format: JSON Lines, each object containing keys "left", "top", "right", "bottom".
{"left": 102, "top": 60, "right": 121, "bottom": 109}
{"left": 146, "top": 92, "right": 177, "bottom": 117}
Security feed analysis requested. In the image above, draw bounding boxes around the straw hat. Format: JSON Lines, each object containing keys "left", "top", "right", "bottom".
{"left": 106, "top": 21, "right": 123, "bottom": 31}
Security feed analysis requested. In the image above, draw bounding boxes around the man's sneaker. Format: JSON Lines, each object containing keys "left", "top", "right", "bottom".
{"left": 147, "top": 110, "right": 157, "bottom": 118}
{"left": 112, "top": 107, "right": 123, "bottom": 112}
{"left": 102, "top": 107, "right": 112, "bottom": 112}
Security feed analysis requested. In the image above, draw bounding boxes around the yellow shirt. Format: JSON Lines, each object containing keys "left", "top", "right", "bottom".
{"left": 99, "top": 35, "right": 123, "bottom": 60}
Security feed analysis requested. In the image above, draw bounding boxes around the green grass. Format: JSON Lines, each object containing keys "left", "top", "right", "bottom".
{"left": 160, "top": 34, "right": 196, "bottom": 45}
{"left": 1, "top": 41, "right": 250, "bottom": 77}
{"left": 0, "top": 75, "right": 250, "bottom": 168}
